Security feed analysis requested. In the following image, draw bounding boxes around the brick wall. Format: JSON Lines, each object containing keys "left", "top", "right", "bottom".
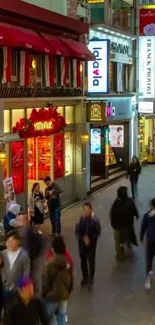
{"left": 67, "top": 0, "right": 78, "bottom": 19}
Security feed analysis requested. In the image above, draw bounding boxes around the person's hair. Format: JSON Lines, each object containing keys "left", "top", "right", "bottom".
{"left": 93, "top": 129, "right": 99, "bottom": 134}
{"left": 151, "top": 198, "right": 155, "bottom": 208}
{"left": 31, "top": 182, "right": 39, "bottom": 192}
{"left": 117, "top": 127, "right": 123, "bottom": 132}
{"left": 132, "top": 156, "right": 139, "bottom": 163}
{"left": 6, "top": 230, "right": 21, "bottom": 243}
{"left": 52, "top": 236, "right": 66, "bottom": 255}
{"left": 117, "top": 186, "right": 128, "bottom": 200}
{"left": 44, "top": 176, "right": 51, "bottom": 183}
{"left": 83, "top": 202, "right": 92, "bottom": 210}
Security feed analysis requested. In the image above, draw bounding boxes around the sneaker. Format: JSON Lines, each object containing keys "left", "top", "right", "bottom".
{"left": 81, "top": 278, "right": 89, "bottom": 286}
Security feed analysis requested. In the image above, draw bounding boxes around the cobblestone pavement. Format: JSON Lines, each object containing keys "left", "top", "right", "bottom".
{"left": 44, "top": 166, "right": 155, "bottom": 325}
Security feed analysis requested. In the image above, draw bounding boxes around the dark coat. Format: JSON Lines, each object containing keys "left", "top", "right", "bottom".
{"left": 43, "top": 255, "right": 73, "bottom": 302}
{"left": 110, "top": 197, "right": 139, "bottom": 245}
{"left": 128, "top": 162, "right": 141, "bottom": 180}
{"left": 75, "top": 215, "right": 101, "bottom": 242}
{"left": 140, "top": 210, "right": 155, "bottom": 242}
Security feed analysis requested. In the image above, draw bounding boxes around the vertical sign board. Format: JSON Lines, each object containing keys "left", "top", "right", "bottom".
{"left": 88, "top": 40, "right": 110, "bottom": 94}
{"left": 12, "top": 141, "right": 24, "bottom": 195}
{"left": 139, "top": 37, "right": 155, "bottom": 98}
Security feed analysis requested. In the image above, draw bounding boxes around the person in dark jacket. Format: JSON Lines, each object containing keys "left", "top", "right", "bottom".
{"left": 75, "top": 202, "right": 101, "bottom": 286}
{"left": 110, "top": 186, "right": 139, "bottom": 260}
{"left": 3, "top": 277, "right": 48, "bottom": 325}
{"left": 44, "top": 176, "right": 62, "bottom": 236}
{"left": 128, "top": 156, "right": 141, "bottom": 199}
{"left": 43, "top": 235, "right": 73, "bottom": 325}
{"left": 140, "top": 198, "right": 155, "bottom": 290}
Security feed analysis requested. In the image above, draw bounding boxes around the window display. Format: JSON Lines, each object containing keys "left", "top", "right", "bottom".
{"left": 38, "top": 137, "right": 50, "bottom": 180}
{"left": 12, "top": 109, "right": 24, "bottom": 127}
{"left": 65, "top": 106, "right": 74, "bottom": 124}
{"left": 28, "top": 138, "right": 36, "bottom": 180}
{"left": 54, "top": 133, "right": 64, "bottom": 180}
{"left": 12, "top": 141, "right": 24, "bottom": 194}
{"left": 4, "top": 110, "right": 10, "bottom": 133}
{"left": 90, "top": 128, "right": 101, "bottom": 154}
{"left": 109, "top": 125, "right": 124, "bottom": 148}
{"left": 65, "top": 132, "right": 73, "bottom": 176}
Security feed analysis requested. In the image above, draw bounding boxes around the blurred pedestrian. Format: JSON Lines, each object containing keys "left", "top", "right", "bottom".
{"left": 44, "top": 176, "right": 62, "bottom": 236}
{"left": 140, "top": 198, "right": 155, "bottom": 290}
{"left": 128, "top": 156, "right": 141, "bottom": 199}
{"left": 0, "top": 231, "right": 30, "bottom": 307}
{"left": 43, "top": 235, "right": 73, "bottom": 325}
{"left": 15, "top": 214, "right": 45, "bottom": 297}
{"left": 3, "top": 277, "right": 49, "bottom": 325}
{"left": 3, "top": 204, "right": 21, "bottom": 236}
{"left": 28, "top": 182, "right": 45, "bottom": 233}
{"left": 75, "top": 202, "right": 101, "bottom": 286}
{"left": 110, "top": 186, "right": 139, "bottom": 261}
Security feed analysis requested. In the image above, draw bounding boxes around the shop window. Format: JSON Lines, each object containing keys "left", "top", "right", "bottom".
{"left": 11, "top": 49, "right": 18, "bottom": 82}
{"left": 57, "top": 107, "right": 64, "bottom": 116}
{"left": 28, "top": 138, "right": 37, "bottom": 180}
{"left": 65, "top": 132, "right": 73, "bottom": 176}
{"left": 12, "top": 109, "right": 25, "bottom": 127}
{"left": 54, "top": 133, "right": 64, "bottom": 180}
{"left": 4, "top": 110, "right": 10, "bottom": 133}
{"left": 27, "top": 108, "right": 40, "bottom": 118}
{"left": 123, "top": 65, "right": 129, "bottom": 92}
{"left": 38, "top": 137, "right": 51, "bottom": 180}
{"left": 36, "top": 55, "right": 42, "bottom": 79}
{"left": 65, "top": 106, "right": 74, "bottom": 124}
{"left": 112, "top": 0, "right": 132, "bottom": 33}
{"left": 69, "top": 59, "right": 74, "bottom": 87}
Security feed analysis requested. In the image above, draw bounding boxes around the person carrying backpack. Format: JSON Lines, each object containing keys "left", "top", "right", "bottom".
{"left": 43, "top": 236, "right": 73, "bottom": 325}
{"left": 14, "top": 214, "right": 45, "bottom": 297}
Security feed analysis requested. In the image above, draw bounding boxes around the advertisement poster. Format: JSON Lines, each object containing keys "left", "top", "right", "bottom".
{"left": 105, "top": 128, "right": 109, "bottom": 166}
{"left": 12, "top": 141, "right": 24, "bottom": 194}
{"left": 3, "top": 177, "right": 16, "bottom": 206}
{"left": 140, "top": 9, "right": 155, "bottom": 36}
{"left": 54, "top": 133, "right": 64, "bottom": 180}
{"left": 109, "top": 125, "right": 124, "bottom": 148}
{"left": 90, "top": 129, "right": 101, "bottom": 154}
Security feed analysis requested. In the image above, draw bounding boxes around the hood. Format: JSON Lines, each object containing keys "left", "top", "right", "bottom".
{"left": 8, "top": 204, "right": 21, "bottom": 216}
{"left": 54, "top": 254, "right": 71, "bottom": 268}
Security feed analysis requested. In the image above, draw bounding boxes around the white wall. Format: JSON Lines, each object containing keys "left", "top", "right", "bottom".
{"left": 22, "top": 0, "right": 67, "bottom": 16}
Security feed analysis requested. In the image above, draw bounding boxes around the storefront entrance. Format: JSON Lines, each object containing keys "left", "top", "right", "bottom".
{"left": 139, "top": 117, "right": 155, "bottom": 163}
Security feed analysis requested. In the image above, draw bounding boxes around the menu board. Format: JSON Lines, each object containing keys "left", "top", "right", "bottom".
{"left": 38, "top": 137, "right": 50, "bottom": 180}
{"left": 12, "top": 141, "right": 24, "bottom": 194}
{"left": 54, "top": 133, "right": 64, "bottom": 180}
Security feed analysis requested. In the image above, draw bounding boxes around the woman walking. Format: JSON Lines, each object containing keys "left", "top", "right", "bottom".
{"left": 110, "top": 186, "right": 139, "bottom": 260}
{"left": 29, "top": 183, "right": 45, "bottom": 232}
{"left": 128, "top": 156, "right": 141, "bottom": 199}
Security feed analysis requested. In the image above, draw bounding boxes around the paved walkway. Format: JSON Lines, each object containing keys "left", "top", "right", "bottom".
{"left": 46, "top": 166, "right": 155, "bottom": 325}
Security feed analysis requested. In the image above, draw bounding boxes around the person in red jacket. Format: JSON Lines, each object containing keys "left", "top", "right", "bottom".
{"left": 45, "top": 236, "right": 74, "bottom": 268}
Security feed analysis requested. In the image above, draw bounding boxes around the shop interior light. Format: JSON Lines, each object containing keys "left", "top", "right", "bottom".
{"left": 31, "top": 58, "right": 37, "bottom": 69}
{"left": 81, "top": 131, "right": 89, "bottom": 143}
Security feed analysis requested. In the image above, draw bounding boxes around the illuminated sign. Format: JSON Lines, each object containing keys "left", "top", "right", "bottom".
{"left": 88, "top": 40, "right": 109, "bottom": 94}
{"left": 138, "top": 101, "right": 154, "bottom": 113}
{"left": 139, "top": 37, "right": 155, "bottom": 97}
{"left": 106, "top": 103, "right": 115, "bottom": 117}
{"left": 34, "top": 121, "right": 53, "bottom": 131}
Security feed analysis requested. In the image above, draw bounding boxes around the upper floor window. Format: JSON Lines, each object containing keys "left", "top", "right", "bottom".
{"left": 11, "top": 49, "right": 18, "bottom": 82}
{"left": 36, "top": 55, "right": 42, "bottom": 81}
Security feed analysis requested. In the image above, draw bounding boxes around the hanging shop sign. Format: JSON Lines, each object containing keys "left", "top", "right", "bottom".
{"left": 87, "top": 102, "right": 106, "bottom": 122}
{"left": 12, "top": 141, "right": 24, "bottom": 195}
{"left": 88, "top": 40, "right": 109, "bottom": 94}
{"left": 140, "top": 9, "right": 155, "bottom": 35}
{"left": 139, "top": 37, "right": 155, "bottom": 98}
{"left": 12, "top": 106, "right": 66, "bottom": 138}
{"left": 138, "top": 101, "right": 154, "bottom": 113}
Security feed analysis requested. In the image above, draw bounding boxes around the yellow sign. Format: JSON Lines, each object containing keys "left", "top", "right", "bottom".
{"left": 34, "top": 121, "right": 53, "bottom": 131}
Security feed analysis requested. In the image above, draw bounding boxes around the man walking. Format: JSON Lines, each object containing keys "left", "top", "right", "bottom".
{"left": 44, "top": 176, "right": 62, "bottom": 235}
{"left": 75, "top": 202, "right": 101, "bottom": 286}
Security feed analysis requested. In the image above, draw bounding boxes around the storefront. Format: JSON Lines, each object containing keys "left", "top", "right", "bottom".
{"left": 1, "top": 97, "right": 87, "bottom": 213}
{"left": 86, "top": 96, "right": 135, "bottom": 188}
{"left": 138, "top": 101, "right": 155, "bottom": 163}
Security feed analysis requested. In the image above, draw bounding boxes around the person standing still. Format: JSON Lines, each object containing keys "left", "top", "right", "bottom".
{"left": 29, "top": 183, "right": 45, "bottom": 233}
{"left": 44, "top": 176, "right": 62, "bottom": 236}
{"left": 140, "top": 198, "right": 155, "bottom": 290}
{"left": 75, "top": 202, "right": 101, "bottom": 286}
{"left": 128, "top": 156, "right": 141, "bottom": 199}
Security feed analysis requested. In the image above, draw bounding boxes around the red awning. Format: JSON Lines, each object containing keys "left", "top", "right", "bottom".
{"left": 41, "top": 34, "right": 69, "bottom": 56}
{"left": 0, "top": 23, "right": 51, "bottom": 53}
{"left": 59, "top": 38, "right": 95, "bottom": 61}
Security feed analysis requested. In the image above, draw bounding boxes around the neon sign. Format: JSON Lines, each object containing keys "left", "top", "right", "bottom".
{"left": 34, "top": 121, "right": 53, "bottom": 131}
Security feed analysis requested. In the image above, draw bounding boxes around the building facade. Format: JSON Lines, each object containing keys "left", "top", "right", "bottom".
{"left": 0, "top": 0, "right": 93, "bottom": 215}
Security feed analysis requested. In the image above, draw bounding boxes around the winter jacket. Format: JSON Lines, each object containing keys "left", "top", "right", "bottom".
{"left": 45, "top": 249, "right": 74, "bottom": 268}
{"left": 3, "top": 204, "right": 21, "bottom": 233}
{"left": 140, "top": 210, "right": 155, "bottom": 242}
{"left": 128, "top": 162, "right": 141, "bottom": 179}
{"left": 45, "top": 183, "right": 62, "bottom": 211}
{"left": 110, "top": 197, "right": 139, "bottom": 230}
{"left": 43, "top": 254, "right": 73, "bottom": 302}
{"left": 18, "top": 226, "right": 44, "bottom": 260}
{"left": 75, "top": 215, "right": 101, "bottom": 242}
{"left": 3, "top": 294, "right": 49, "bottom": 325}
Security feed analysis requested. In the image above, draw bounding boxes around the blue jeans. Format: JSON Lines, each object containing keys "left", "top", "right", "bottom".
{"left": 49, "top": 207, "right": 61, "bottom": 234}
{"left": 46, "top": 301, "right": 68, "bottom": 325}
{"left": 130, "top": 177, "right": 138, "bottom": 198}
